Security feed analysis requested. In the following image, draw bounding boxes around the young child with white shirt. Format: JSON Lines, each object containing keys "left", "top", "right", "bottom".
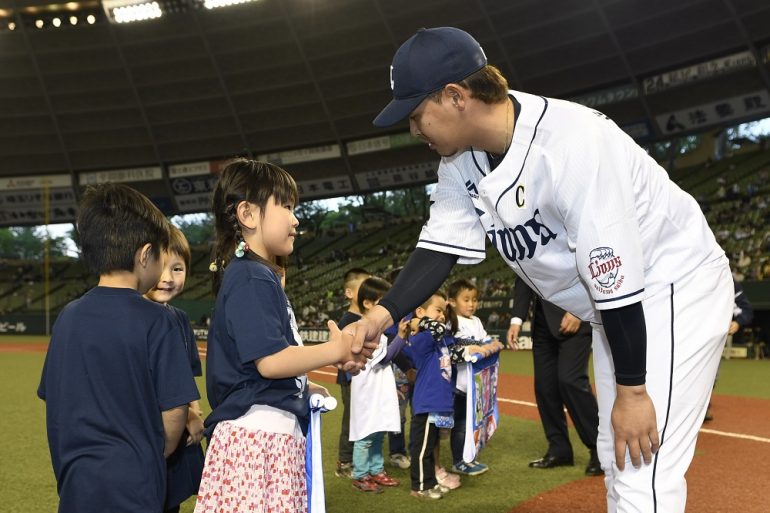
{"left": 446, "top": 279, "right": 503, "bottom": 476}
{"left": 349, "top": 277, "right": 402, "bottom": 493}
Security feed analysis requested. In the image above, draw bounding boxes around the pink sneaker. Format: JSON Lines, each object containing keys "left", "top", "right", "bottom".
{"left": 435, "top": 467, "right": 461, "bottom": 489}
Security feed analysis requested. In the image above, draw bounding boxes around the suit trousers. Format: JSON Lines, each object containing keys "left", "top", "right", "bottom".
{"left": 531, "top": 313, "right": 599, "bottom": 459}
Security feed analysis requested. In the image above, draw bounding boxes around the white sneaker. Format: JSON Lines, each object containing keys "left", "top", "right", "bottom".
{"left": 389, "top": 453, "right": 411, "bottom": 469}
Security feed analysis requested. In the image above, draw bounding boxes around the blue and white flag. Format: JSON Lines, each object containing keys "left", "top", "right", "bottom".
{"left": 462, "top": 352, "right": 500, "bottom": 463}
{"left": 306, "top": 394, "right": 337, "bottom": 513}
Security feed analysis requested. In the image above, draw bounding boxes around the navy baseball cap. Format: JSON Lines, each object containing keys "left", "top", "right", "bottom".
{"left": 373, "top": 27, "right": 487, "bottom": 127}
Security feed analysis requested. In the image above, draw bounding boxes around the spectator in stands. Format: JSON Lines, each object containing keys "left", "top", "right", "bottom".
{"left": 38, "top": 183, "right": 198, "bottom": 513}
{"left": 145, "top": 226, "right": 205, "bottom": 513}
{"left": 335, "top": 268, "right": 371, "bottom": 479}
{"left": 486, "top": 310, "right": 500, "bottom": 329}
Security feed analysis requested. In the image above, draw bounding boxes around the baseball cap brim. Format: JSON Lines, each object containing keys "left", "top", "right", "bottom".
{"left": 373, "top": 94, "right": 427, "bottom": 127}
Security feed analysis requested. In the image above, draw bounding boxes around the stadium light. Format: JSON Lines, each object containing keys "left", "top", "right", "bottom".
{"left": 102, "top": 0, "right": 162, "bottom": 24}
{"left": 69, "top": 15, "right": 77, "bottom": 24}
{"left": 86, "top": 14, "right": 95, "bottom": 23}
{"left": 35, "top": 18, "right": 44, "bottom": 28}
{"left": 203, "top": 0, "right": 260, "bottom": 10}
{"left": 52, "top": 16, "right": 61, "bottom": 26}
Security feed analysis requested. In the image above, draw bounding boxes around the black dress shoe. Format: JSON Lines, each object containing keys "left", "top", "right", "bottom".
{"left": 585, "top": 458, "right": 604, "bottom": 476}
{"left": 528, "top": 454, "right": 574, "bottom": 469}
{"left": 585, "top": 449, "right": 604, "bottom": 476}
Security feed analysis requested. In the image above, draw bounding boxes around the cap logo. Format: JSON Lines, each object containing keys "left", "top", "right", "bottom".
{"left": 390, "top": 65, "right": 395, "bottom": 91}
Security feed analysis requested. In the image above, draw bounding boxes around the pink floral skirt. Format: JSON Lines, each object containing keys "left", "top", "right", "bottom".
{"left": 193, "top": 421, "right": 307, "bottom": 513}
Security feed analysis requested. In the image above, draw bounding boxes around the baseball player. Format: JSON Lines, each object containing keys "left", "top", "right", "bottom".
{"left": 348, "top": 27, "right": 733, "bottom": 512}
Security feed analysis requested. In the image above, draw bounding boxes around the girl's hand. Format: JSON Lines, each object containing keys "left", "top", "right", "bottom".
{"left": 186, "top": 408, "right": 204, "bottom": 446}
{"left": 398, "top": 319, "right": 410, "bottom": 339}
{"left": 308, "top": 381, "right": 330, "bottom": 398}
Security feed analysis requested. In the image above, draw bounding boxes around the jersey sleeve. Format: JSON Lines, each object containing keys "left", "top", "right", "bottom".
{"left": 225, "top": 276, "right": 291, "bottom": 364}
{"left": 149, "top": 310, "right": 201, "bottom": 411}
{"left": 552, "top": 119, "right": 645, "bottom": 310}
{"left": 416, "top": 159, "right": 487, "bottom": 264}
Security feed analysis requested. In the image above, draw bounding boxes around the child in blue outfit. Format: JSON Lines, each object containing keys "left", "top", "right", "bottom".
{"left": 38, "top": 183, "right": 199, "bottom": 513}
{"left": 402, "top": 291, "right": 491, "bottom": 500}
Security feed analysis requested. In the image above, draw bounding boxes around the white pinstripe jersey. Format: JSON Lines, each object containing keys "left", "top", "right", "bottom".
{"left": 417, "top": 90, "right": 725, "bottom": 322}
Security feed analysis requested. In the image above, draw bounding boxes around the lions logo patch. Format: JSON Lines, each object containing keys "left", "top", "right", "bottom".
{"left": 588, "top": 247, "right": 624, "bottom": 294}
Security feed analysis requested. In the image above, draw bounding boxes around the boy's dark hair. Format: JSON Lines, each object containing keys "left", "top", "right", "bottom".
{"left": 210, "top": 158, "right": 298, "bottom": 294}
{"left": 446, "top": 278, "right": 478, "bottom": 335}
{"left": 447, "top": 278, "right": 477, "bottom": 299}
{"left": 77, "top": 183, "right": 170, "bottom": 276}
{"left": 357, "top": 276, "right": 391, "bottom": 312}
{"left": 344, "top": 267, "right": 370, "bottom": 286}
{"left": 168, "top": 225, "right": 191, "bottom": 271}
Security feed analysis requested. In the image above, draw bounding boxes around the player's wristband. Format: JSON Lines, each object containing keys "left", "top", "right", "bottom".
{"left": 379, "top": 248, "right": 458, "bottom": 323}
{"left": 599, "top": 302, "right": 647, "bottom": 386}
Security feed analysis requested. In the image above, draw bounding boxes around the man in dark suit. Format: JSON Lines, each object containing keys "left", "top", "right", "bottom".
{"left": 508, "top": 276, "right": 602, "bottom": 476}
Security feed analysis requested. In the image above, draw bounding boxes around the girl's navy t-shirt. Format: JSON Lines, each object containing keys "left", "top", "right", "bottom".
{"left": 204, "top": 258, "right": 309, "bottom": 437}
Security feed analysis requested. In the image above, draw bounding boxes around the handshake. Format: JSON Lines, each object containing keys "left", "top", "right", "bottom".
{"left": 325, "top": 306, "right": 395, "bottom": 375}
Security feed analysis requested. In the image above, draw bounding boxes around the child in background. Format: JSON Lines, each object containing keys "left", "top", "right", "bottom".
{"left": 195, "top": 159, "right": 358, "bottom": 513}
{"left": 403, "top": 291, "right": 494, "bottom": 499}
{"left": 335, "top": 268, "right": 371, "bottom": 478}
{"left": 402, "top": 291, "right": 455, "bottom": 499}
{"left": 349, "top": 277, "right": 401, "bottom": 493}
{"left": 385, "top": 266, "right": 413, "bottom": 471}
{"left": 446, "top": 278, "right": 503, "bottom": 476}
{"left": 144, "top": 226, "right": 206, "bottom": 513}
{"left": 38, "top": 183, "right": 199, "bottom": 513}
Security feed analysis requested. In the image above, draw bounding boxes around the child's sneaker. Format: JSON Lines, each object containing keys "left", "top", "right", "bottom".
{"left": 452, "top": 460, "right": 489, "bottom": 476}
{"left": 352, "top": 476, "right": 383, "bottom": 493}
{"left": 410, "top": 485, "right": 444, "bottom": 500}
{"left": 389, "top": 453, "right": 411, "bottom": 469}
{"left": 370, "top": 471, "right": 400, "bottom": 487}
{"left": 435, "top": 467, "right": 461, "bottom": 489}
{"left": 335, "top": 461, "right": 352, "bottom": 478}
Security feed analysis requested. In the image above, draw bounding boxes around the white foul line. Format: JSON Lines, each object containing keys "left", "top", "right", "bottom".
{"left": 698, "top": 427, "right": 770, "bottom": 444}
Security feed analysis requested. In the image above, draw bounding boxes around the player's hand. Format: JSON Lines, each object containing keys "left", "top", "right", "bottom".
{"left": 328, "top": 320, "right": 368, "bottom": 375}
{"left": 559, "top": 313, "right": 581, "bottom": 335}
{"left": 507, "top": 324, "right": 521, "bottom": 350}
{"left": 612, "top": 385, "right": 659, "bottom": 471}
{"left": 352, "top": 304, "right": 393, "bottom": 354}
{"left": 727, "top": 320, "right": 740, "bottom": 335}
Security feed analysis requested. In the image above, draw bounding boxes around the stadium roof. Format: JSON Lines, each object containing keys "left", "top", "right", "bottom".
{"left": 0, "top": 0, "right": 769, "bottom": 224}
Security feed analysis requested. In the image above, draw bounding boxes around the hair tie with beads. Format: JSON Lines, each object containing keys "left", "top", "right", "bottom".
{"left": 235, "top": 240, "right": 249, "bottom": 258}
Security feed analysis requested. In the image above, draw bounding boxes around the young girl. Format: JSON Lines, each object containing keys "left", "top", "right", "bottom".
{"left": 349, "top": 277, "right": 401, "bottom": 493}
{"left": 446, "top": 279, "right": 503, "bottom": 476}
{"left": 194, "top": 159, "right": 358, "bottom": 513}
{"left": 144, "top": 226, "right": 205, "bottom": 513}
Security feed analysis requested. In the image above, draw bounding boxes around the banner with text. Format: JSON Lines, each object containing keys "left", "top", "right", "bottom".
{"left": 656, "top": 90, "right": 770, "bottom": 135}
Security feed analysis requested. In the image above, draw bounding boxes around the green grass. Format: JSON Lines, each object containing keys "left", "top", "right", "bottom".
{"left": 3, "top": 340, "right": 768, "bottom": 512}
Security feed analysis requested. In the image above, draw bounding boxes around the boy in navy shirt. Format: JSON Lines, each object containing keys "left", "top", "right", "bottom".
{"left": 38, "top": 184, "right": 200, "bottom": 513}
